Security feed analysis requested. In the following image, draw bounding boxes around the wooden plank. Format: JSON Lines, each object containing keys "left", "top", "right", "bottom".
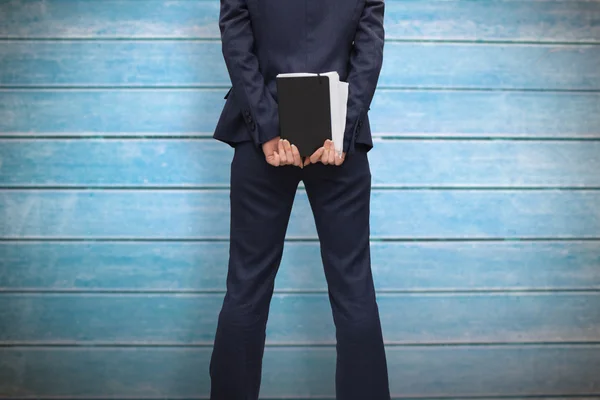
{"left": 1, "top": 90, "right": 599, "bottom": 137}
{"left": 371, "top": 90, "right": 600, "bottom": 137}
{"left": 384, "top": 0, "right": 600, "bottom": 43}
{"left": 0, "top": 0, "right": 221, "bottom": 39}
{"left": 3, "top": 139, "right": 600, "bottom": 188}
{"left": 0, "top": 89, "right": 225, "bottom": 135}
{"left": 1, "top": 190, "right": 600, "bottom": 239}
{"left": 0, "top": 41, "right": 226, "bottom": 88}
{"left": 3, "top": 42, "right": 600, "bottom": 90}
{"left": 0, "top": 139, "right": 230, "bottom": 187}
{"left": 2, "top": 241, "right": 600, "bottom": 291}
{"left": 1, "top": 293, "right": 599, "bottom": 344}
{"left": 0, "top": 0, "right": 598, "bottom": 42}
{"left": 1, "top": 346, "right": 599, "bottom": 397}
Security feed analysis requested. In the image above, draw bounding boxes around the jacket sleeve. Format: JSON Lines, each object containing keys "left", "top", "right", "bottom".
{"left": 219, "top": 0, "right": 280, "bottom": 146}
{"left": 343, "top": 0, "right": 385, "bottom": 154}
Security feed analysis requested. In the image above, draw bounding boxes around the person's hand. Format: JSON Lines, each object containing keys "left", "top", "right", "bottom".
{"left": 262, "top": 136, "right": 303, "bottom": 168}
{"left": 304, "top": 139, "right": 345, "bottom": 167}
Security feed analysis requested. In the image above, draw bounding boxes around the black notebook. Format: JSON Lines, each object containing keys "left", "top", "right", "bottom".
{"left": 276, "top": 71, "right": 348, "bottom": 157}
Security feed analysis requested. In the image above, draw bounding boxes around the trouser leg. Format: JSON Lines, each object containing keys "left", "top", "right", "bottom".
{"left": 303, "top": 146, "right": 391, "bottom": 400}
{"left": 209, "top": 141, "right": 301, "bottom": 400}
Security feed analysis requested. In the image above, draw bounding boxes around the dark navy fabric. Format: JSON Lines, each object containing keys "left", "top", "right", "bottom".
{"left": 210, "top": 1, "right": 389, "bottom": 398}
{"left": 213, "top": 0, "right": 385, "bottom": 155}
{"left": 209, "top": 143, "right": 390, "bottom": 400}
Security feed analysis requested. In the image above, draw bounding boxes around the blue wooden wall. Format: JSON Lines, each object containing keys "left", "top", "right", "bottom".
{"left": 1, "top": 0, "right": 600, "bottom": 398}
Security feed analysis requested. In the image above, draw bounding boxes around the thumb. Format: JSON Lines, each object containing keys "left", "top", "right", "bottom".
{"left": 310, "top": 147, "right": 325, "bottom": 164}
{"left": 264, "top": 144, "right": 279, "bottom": 166}
{"left": 270, "top": 151, "right": 281, "bottom": 166}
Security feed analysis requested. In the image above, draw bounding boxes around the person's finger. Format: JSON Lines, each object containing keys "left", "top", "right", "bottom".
{"left": 327, "top": 140, "right": 335, "bottom": 165}
{"left": 284, "top": 140, "right": 294, "bottom": 165}
{"left": 291, "top": 144, "right": 302, "bottom": 167}
{"left": 321, "top": 142, "right": 330, "bottom": 165}
{"left": 272, "top": 150, "right": 281, "bottom": 167}
{"left": 265, "top": 146, "right": 276, "bottom": 166}
{"left": 266, "top": 153, "right": 275, "bottom": 166}
{"left": 304, "top": 156, "right": 311, "bottom": 167}
{"left": 334, "top": 151, "right": 345, "bottom": 166}
{"left": 277, "top": 139, "right": 288, "bottom": 164}
{"left": 310, "top": 147, "right": 325, "bottom": 164}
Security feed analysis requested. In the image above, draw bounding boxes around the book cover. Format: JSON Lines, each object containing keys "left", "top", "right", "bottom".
{"left": 276, "top": 72, "right": 347, "bottom": 158}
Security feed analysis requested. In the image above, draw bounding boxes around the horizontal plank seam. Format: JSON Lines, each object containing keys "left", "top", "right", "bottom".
{"left": 1, "top": 289, "right": 599, "bottom": 295}
{"left": 2, "top": 237, "right": 600, "bottom": 242}
{"left": 0, "top": 37, "right": 599, "bottom": 45}
{"left": 1, "top": 396, "right": 598, "bottom": 400}
{"left": 0, "top": 396, "right": 599, "bottom": 400}
{"left": 1, "top": 86, "right": 600, "bottom": 93}
{"left": 1, "top": 186, "right": 600, "bottom": 190}
{"left": 3, "top": 187, "right": 600, "bottom": 192}
{"left": 2, "top": 135, "right": 600, "bottom": 141}
{"left": 376, "top": 136, "right": 600, "bottom": 141}
{"left": 2, "top": 136, "right": 600, "bottom": 142}
{"left": 2, "top": 342, "right": 600, "bottom": 349}
{"left": 0, "top": 392, "right": 600, "bottom": 400}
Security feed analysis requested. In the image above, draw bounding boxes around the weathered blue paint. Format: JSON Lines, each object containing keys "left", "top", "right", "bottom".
{"left": 1, "top": 0, "right": 599, "bottom": 398}
{"left": 1, "top": 293, "right": 599, "bottom": 344}
{"left": 2, "top": 42, "right": 599, "bottom": 89}
{"left": 1, "top": 346, "right": 600, "bottom": 397}
{"left": 2, "top": 190, "right": 600, "bottom": 239}
{"left": 1, "top": 241, "right": 599, "bottom": 291}
{"left": 0, "top": 0, "right": 598, "bottom": 42}
{"left": 1, "top": 90, "right": 599, "bottom": 136}
{"left": 2, "top": 139, "right": 600, "bottom": 187}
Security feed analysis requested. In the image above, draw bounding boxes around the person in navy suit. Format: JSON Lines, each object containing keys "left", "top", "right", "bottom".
{"left": 209, "top": 0, "right": 390, "bottom": 399}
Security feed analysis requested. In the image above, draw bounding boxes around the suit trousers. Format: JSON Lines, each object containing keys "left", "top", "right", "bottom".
{"left": 209, "top": 141, "right": 390, "bottom": 400}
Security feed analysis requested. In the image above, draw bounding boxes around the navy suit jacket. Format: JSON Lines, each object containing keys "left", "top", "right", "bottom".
{"left": 213, "top": 0, "right": 385, "bottom": 155}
